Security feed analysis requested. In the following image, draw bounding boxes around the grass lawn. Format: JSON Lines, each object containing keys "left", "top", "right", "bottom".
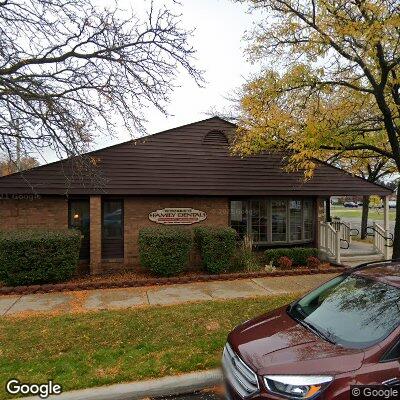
{"left": 0, "top": 294, "right": 299, "bottom": 399}
{"left": 331, "top": 205, "right": 396, "bottom": 221}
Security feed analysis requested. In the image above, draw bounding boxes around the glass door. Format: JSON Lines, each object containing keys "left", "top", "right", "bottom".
{"left": 68, "top": 199, "right": 90, "bottom": 260}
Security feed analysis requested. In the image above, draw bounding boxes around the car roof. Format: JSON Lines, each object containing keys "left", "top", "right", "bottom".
{"left": 352, "top": 261, "right": 400, "bottom": 288}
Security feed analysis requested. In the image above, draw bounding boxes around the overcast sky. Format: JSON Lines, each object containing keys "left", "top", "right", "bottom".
{"left": 94, "top": 0, "right": 261, "bottom": 151}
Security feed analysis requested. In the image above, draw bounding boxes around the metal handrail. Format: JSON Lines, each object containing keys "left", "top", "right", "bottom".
{"left": 366, "top": 226, "right": 394, "bottom": 247}
{"left": 338, "top": 221, "right": 360, "bottom": 237}
{"left": 340, "top": 238, "right": 350, "bottom": 249}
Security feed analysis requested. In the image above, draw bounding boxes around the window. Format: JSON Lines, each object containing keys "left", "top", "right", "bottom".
{"left": 103, "top": 200, "right": 123, "bottom": 239}
{"left": 304, "top": 200, "right": 313, "bottom": 240}
{"left": 250, "top": 199, "right": 268, "bottom": 242}
{"left": 272, "top": 200, "right": 287, "bottom": 242}
{"left": 289, "top": 200, "right": 302, "bottom": 241}
{"left": 230, "top": 201, "right": 248, "bottom": 238}
{"left": 102, "top": 199, "right": 124, "bottom": 259}
{"left": 229, "top": 198, "right": 314, "bottom": 245}
{"left": 382, "top": 340, "right": 400, "bottom": 362}
{"left": 289, "top": 275, "right": 400, "bottom": 349}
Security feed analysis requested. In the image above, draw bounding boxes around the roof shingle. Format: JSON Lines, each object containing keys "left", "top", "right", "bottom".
{"left": 0, "top": 117, "right": 392, "bottom": 196}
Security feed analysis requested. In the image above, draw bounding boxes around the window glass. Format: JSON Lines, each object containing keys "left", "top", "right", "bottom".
{"left": 230, "top": 198, "right": 314, "bottom": 244}
{"left": 251, "top": 200, "right": 268, "bottom": 242}
{"left": 230, "top": 201, "right": 247, "bottom": 238}
{"left": 69, "top": 200, "right": 89, "bottom": 237}
{"left": 272, "top": 200, "right": 287, "bottom": 242}
{"left": 383, "top": 340, "right": 400, "bottom": 361}
{"left": 289, "top": 275, "right": 400, "bottom": 349}
{"left": 304, "top": 200, "right": 313, "bottom": 240}
{"left": 289, "top": 200, "right": 302, "bottom": 241}
{"left": 103, "top": 200, "right": 123, "bottom": 238}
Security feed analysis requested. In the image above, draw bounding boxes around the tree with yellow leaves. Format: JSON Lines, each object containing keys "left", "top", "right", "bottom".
{"left": 234, "top": 0, "right": 400, "bottom": 257}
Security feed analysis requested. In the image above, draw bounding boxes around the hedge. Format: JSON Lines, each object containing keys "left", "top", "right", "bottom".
{"left": 264, "top": 247, "right": 319, "bottom": 266}
{"left": 138, "top": 227, "right": 193, "bottom": 277}
{"left": 0, "top": 229, "right": 81, "bottom": 286}
{"left": 194, "top": 226, "right": 237, "bottom": 274}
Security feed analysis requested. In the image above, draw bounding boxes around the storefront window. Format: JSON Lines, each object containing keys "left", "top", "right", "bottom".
{"left": 272, "top": 200, "right": 287, "bottom": 242}
{"left": 230, "top": 201, "right": 248, "bottom": 238}
{"left": 250, "top": 199, "right": 268, "bottom": 242}
{"left": 230, "top": 198, "right": 314, "bottom": 245}
{"left": 289, "top": 200, "right": 302, "bottom": 241}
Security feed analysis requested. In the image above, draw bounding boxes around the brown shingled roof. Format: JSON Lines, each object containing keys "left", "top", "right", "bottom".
{"left": 0, "top": 117, "right": 392, "bottom": 196}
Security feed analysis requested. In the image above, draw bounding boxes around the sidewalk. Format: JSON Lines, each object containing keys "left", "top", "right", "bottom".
{"left": 0, "top": 273, "right": 338, "bottom": 317}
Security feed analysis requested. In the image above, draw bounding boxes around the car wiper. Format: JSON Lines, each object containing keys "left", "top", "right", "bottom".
{"left": 287, "top": 304, "right": 338, "bottom": 345}
{"left": 298, "top": 318, "right": 337, "bottom": 345}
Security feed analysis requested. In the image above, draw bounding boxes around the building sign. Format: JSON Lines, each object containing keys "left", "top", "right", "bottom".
{"left": 149, "top": 208, "right": 207, "bottom": 225}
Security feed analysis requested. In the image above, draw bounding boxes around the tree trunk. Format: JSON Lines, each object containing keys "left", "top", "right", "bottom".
{"left": 361, "top": 196, "right": 370, "bottom": 239}
{"left": 392, "top": 188, "right": 400, "bottom": 259}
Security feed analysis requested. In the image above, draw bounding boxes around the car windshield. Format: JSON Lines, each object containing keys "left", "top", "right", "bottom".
{"left": 288, "top": 273, "right": 400, "bottom": 349}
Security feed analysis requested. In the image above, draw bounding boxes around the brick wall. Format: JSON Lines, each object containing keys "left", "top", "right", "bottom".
{"left": 122, "top": 196, "right": 229, "bottom": 270}
{"left": 0, "top": 194, "right": 229, "bottom": 274}
{"left": 0, "top": 196, "right": 68, "bottom": 229}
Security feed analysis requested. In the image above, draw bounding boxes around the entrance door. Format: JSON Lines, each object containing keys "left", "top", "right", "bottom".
{"left": 68, "top": 199, "right": 90, "bottom": 260}
{"left": 102, "top": 199, "right": 124, "bottom": 259}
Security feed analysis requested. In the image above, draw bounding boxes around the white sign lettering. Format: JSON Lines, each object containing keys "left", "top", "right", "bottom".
{"left": 149, "top": 208, "right": 207, "bottom": 225}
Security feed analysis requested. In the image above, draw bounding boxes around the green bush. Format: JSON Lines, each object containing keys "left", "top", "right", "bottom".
{"left": 194, "top": 227, "right": 237, "bottom": 274}
{"left": 264, "top": 247, "right": 319, "bottom": 266}
{"left": 139, "top": 227, "right": 193, "bottom": 277}
{"left": 0, "top": 229, "right": 81, "bottom": 286}
{"left": 232, "top": 247, "right": 261, "bottom": 272}
{"left": 292, "top": 247, "right": 319, "bottom": 265}
{"left": 264, "top": 248, "right": 292, "bottom": 266}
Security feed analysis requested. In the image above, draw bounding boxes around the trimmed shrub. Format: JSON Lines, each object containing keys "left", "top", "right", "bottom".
{"left": 0, "top": 229, "right": 81, "bottom": 286}
{"left": 264, "top": 248, "right": 292, "bottom": 266}
{"left": 307, "top": 256, "right": 321, "bottom": 269}
{"left": 277, "top": 256, "right": 293, "bottom": 270}
{"left": 291, "top": 247, "right": 319, "bottom": 265}
{"left": 232, "top": 247, "right": 261, "bottom": 272}
{"left": 194, "top": 226, "right": 237, "bottom": 274}
{"left": 264, "top": 247, "right": 319, "bottom": 266}
{"left": 138, "top": 227, "right": 193, "bottom": 277}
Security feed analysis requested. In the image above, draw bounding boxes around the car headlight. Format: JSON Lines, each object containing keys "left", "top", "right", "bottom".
{"left": 264, "top": 375, "right": 333, "bottom": 399}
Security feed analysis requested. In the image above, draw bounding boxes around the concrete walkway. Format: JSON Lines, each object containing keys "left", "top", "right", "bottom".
{"left": 0, "top": 273, "right": 338, "bottom": 317}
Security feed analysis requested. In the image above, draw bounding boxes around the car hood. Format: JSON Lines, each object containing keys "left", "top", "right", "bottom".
{"left": 228, "top": 306, "right": 365, "bottom": 376}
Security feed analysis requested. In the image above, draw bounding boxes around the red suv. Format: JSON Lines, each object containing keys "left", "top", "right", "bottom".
{"left": 222, "top": 262, "right": 400, "bottom": 400}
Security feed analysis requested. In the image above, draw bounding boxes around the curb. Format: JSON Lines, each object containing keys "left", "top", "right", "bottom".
{"left": 20, "top": 369, "right": 224, "bottom": 400}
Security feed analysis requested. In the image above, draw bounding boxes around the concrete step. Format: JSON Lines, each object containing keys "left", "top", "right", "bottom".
{"left": 340, "top": 255, "right": 384, "bottom": 267}
{"left": 327, "top": 252, "right": 384, "bottom": 267}
{"left": 340, "top": 252, "right": 382, "bottom": 259}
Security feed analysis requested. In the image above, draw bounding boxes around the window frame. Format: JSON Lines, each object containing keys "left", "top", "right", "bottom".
{"left": 380, "top": 337, "right": 400, "bottom": 363}
{"left": 229, "top": 197, "right": 315, "bottom": 245}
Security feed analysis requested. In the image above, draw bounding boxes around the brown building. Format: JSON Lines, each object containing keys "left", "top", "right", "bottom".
{"left": 0, "top": 117, "right": 392, "bottom": 273}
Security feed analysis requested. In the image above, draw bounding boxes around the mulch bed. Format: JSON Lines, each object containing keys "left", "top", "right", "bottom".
{"left": 0, "top": 264, "right": 348, "bottom": 296}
